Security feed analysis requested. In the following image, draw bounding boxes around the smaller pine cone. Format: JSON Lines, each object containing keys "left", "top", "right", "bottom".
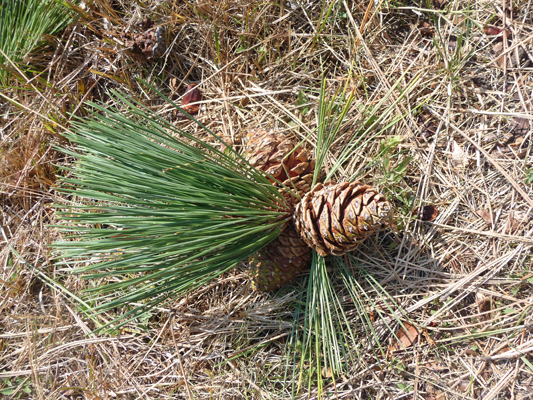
{"left": 244, "top": 129, "right": 314, "bottom": 202}
{"left": 249, "top": 224, "right": 312, "bottom": 292}
{"left": 294, "top": 181, "right": 392, "bottom": 257}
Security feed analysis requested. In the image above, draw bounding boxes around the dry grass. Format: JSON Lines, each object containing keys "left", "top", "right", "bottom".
{"left": 1, "top": 0, "right": 533, "bottom": 398}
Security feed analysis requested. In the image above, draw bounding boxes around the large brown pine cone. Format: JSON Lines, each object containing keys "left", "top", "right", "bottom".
{"left": 293, "top": 181, "right": 392, "bottom": 257}
{"left": 249, "top": 223, "right": 312, "bottom": 292}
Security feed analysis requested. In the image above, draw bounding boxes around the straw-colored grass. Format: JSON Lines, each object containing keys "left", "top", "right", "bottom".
{"left": 1, "top": 0, "right": 532, "bottom": 398}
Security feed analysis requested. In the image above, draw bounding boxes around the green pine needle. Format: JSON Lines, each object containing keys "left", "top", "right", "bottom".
{"left": 313, "top": 74, "right": 355, "bottom": 186}
{"left": 283, "top": 252, "right": 408, "bottom": 394}
{"left": 54, "top": 91, "right": 292, "bottom": 326}
{"left": 279, "top": 75, "right": 418, "bottom": 392}
{"left": 0, "top": 0, "right": 77, "bottom": 85}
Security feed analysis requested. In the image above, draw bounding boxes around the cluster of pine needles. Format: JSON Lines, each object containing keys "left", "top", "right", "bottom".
{"left": 1, "top": 0, "right": 533, "bottom": 399}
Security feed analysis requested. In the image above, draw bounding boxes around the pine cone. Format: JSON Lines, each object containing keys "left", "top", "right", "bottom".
{"left": 294, "top": 181, "right": 392, "bottom": 257}
{"left": 249, "top": 223, "right": 312, "bottom": 292}
{"left": 243, "top": 129, "right": 314, "bottom": 204}
{"left": 244, "top": 129, "right": 315, "bottom": 291}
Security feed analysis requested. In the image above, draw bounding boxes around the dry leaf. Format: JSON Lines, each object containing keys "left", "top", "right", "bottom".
{"left": 493, "top": 42, "right": 527, "bottom": 68}
{"left": 419, "top": 21, "right": 434, "bottom": 38}
{"left": 417, "top": 112, "right": 438, "bottom": 141}
{"left": 476, "top": 292, "right": 492, "bottom": 320}
{"left": 484, "top": 25, "right": 502, "bottom": 35}
{"left": 458, "top": 380, "right": 471, "bottom": 392}
{"left": 425, "top": 362, "right": 449, "bottom": 372}
{"left": 389, "top": 322, "right": 419, "bottom": 352}
{"left": 511, "top": 116, "right": 530, "bottom": 136}
{"left": 493, "top": 42, "right": 506, "bottom": 68}
{"left": 413, "top": 205, "right": 439, "bottom": 222}
{"left": 421, "top": 327, "right": 436, "bottom": 348}
{"left": 451, "top": 140, "right": 467, "bottom": 168}
{"left": 182, "top": 84, "right": 202, "bottom": 115}
{"left": 484, "top": 25, "right": 511, "bottom": 40}
{"left": 493, "top": 42, "right": 504, "bottom": 56}
{"left": 476, "top": 209, "right": 493, "bottom": 226}
{"left": 431, "top": 0, "right": 448, "bottom": 9}
{"left": 169, "top": 77, "right": 180, "bottom": 92}
{"left": 503, "top": 211, "right": 529, "bottom": 234}
{"left": 497, "top": 345, "right": 511, "bottom": 355}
